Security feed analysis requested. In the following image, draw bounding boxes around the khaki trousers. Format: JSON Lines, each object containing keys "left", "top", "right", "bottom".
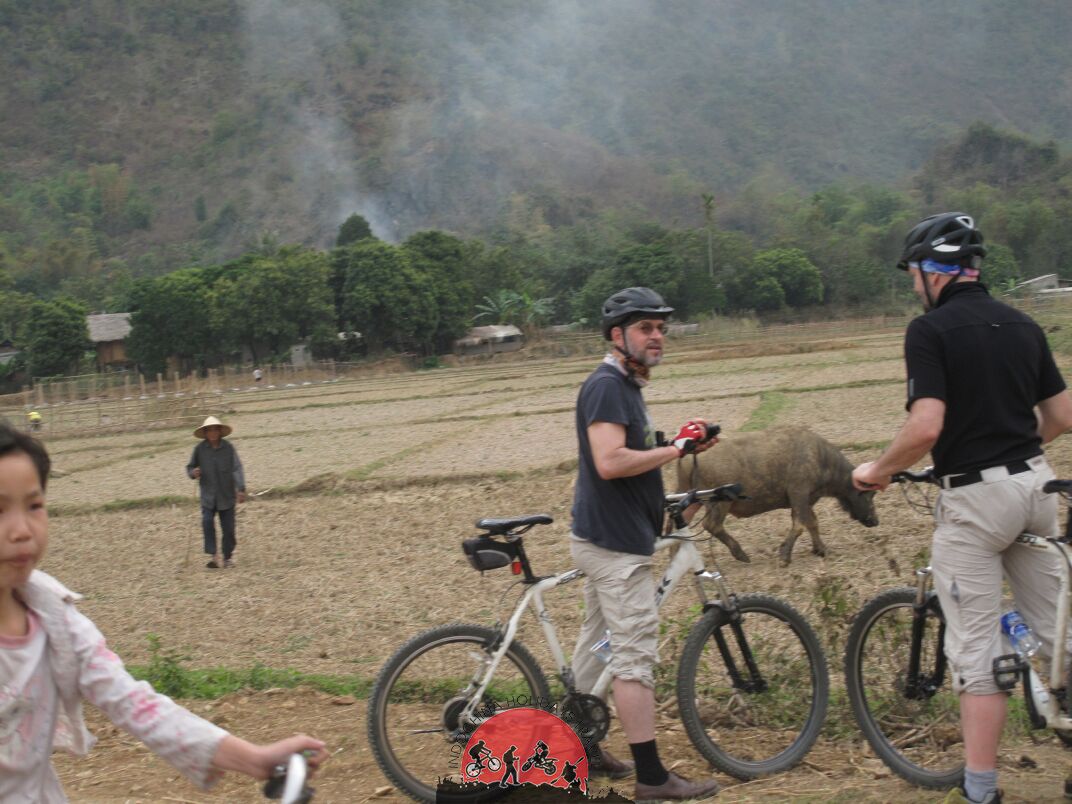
{"left": 570, "top": 537, "right": 660, "bottom": 693}
{"left": 931, "top": 455, "right": 1072, "bottom": 694}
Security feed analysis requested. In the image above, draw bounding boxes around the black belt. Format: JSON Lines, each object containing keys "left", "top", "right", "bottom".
{"left": 942, "top": 460, "right": 1033, "bottom": 489}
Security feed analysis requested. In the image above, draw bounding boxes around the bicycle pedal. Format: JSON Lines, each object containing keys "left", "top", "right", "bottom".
{"left": 992, "top": 653, "right": 1027, "bottom": 691}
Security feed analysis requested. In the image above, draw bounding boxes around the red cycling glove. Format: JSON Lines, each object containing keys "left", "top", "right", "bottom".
{"left": 672, "top": 422, "right": 706, "bottom": 456}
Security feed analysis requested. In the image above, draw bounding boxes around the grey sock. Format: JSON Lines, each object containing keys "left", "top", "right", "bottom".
{"left": 964, "top": 768, "right": 998, "bottom": 802}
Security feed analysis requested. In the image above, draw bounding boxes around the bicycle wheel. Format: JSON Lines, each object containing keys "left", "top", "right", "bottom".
{"left": 367, "top": 623, "right": 552, "bottom": 803}
{"left": 844, "top": 587, "right": 963, "bottom": 789}
{"left": 677, "top": 594, "right": 829, "bottom": 779}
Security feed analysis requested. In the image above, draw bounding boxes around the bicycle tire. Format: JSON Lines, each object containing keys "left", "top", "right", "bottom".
{"left": 844, "top": 587, "right": 963, "bottom": 789}
{"left": 367, "top": 622, "right": 552, "bottom": 803}
{"left": 1059, "top": 655, "right": 1072, "bottom": 746}
{"left": 677, "top": 594, "right": 829, "bottom": 779}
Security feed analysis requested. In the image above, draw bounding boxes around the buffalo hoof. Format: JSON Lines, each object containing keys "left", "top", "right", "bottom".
{"left": 778, "top": 545, "right": 794, "bottom": 566}
{"left": 811, "top": 545, "right": 827, "bottom": 557}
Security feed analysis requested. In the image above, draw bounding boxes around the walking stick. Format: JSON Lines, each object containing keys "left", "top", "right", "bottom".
{"left": 185, "top": 476, "right": 199, "bottom": 569}
{"left": 183, "top": 504, "right": 193, "bottom": 569}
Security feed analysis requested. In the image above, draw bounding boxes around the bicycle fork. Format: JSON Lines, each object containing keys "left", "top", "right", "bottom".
{"left": 697, "top": 569, "right": 768, "bottom": 694}
{"left": 905, "top": 567, "right": 948, "bottom": 700}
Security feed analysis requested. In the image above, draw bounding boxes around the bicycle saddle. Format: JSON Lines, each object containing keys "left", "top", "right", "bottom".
{"left": 475, "top": 514, "right": 553, "bottom": 535}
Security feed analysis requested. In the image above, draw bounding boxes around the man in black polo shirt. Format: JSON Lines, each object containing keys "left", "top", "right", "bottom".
{"left": 571, "top": 287, "right": 720, "bottom": 801}
{"left": 853, "top": 213, "right": 1072, "bottom": 804}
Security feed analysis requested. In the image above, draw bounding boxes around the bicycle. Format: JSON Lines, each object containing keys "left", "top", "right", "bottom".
{"left": 367, "top": 482, "right": 830, "bottom": 802}
{"left": 262, "top": 752, "right": 314, "bottom": 804}
{"left": 843, "top": 468, "right": 1072, "bottom": 789}
{"left": 463, "top": 747, "right": 502, "bottom": 778}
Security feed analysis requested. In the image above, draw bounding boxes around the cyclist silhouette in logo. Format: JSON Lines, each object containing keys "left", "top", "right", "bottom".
{"left": 522, "top": 739, "right": 557, "bottom": 775}
{"left": 467, "top": 739, "right": 490, "bottom": 772}
{"left": 559, "top": 757, "right": 584, "bottom": 791}
{"left": 499, "top": 745, "right": 520, "bottom": 787}
{"left": 463, "top": 738, "right": 502, "bottom": 778}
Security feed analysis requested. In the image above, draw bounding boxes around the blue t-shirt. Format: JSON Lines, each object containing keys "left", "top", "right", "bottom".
{"left": 570, "top": 362, "right": 664, "bottom": 556}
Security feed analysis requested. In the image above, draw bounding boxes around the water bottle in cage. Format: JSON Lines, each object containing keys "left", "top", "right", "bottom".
{"left": 1001, "top": 610, "right": 1041, "bottom": 658}
{"left": 590, "top": 629, "right": 612, "bottom": 664}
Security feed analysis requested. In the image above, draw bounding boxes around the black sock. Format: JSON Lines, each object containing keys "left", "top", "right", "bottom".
{"left": 629, "top": 740, "right": 669, "bottom": 786}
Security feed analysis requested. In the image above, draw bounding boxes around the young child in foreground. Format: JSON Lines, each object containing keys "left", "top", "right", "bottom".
{"left": 0, "top": 424, "right": 329, "bottom": 801}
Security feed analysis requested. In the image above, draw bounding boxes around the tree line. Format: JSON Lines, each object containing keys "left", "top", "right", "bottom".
{"left": 2, "top": 123, "right": 1071, "bottom": 380}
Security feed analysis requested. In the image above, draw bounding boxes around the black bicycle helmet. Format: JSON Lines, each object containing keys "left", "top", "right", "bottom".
{"left": 600, "top": 287, "right": 674, "bottom": 339}
{"left": 897, "top": 212, "right": 986, "bottom": 270}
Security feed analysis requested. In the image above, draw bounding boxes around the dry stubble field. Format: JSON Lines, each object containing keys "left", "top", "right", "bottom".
{"left": 39, "top": 328, "right": 1072, "bottom": 802}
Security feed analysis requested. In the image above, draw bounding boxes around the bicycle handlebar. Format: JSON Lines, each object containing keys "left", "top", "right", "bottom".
{"left": 892, "top": 471, "right": 1072, "bottom": 495}
{"left": 891, "top": 468, "right": 937, "bottom": 484}
{"left": 263, "top": 753, "right": 313, "bottom": 804}
{"left": 665, "top": 482, "right": 745, "bottom": 514}
{"left": 656, "top": 423, "right": 721, "bottom": 448}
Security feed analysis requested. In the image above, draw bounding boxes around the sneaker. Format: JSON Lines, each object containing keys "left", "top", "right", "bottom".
{"left": 634, "top": 772, "right": 719, "bottom": 802}
{"left": 206, "top": 558, "right": 220, "bottom": 569}
{"left": 224, "top": 558, "right": 235, "bottom": 568}
{"left": 942, "top": 787, "right": 1003, "bottom": 804}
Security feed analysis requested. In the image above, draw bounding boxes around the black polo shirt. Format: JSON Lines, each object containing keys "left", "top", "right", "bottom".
{"left": 904, "top": 281, "right": 1066, "bottom": 477}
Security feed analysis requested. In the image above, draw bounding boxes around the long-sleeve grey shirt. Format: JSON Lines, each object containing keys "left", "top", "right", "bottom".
{"left": 186, "top": 439, "right": 245, "bottom": 510}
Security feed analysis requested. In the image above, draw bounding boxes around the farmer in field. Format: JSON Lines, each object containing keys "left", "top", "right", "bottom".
{"left": 0, "top": 424, "right": 328, "bottom": 799}
{"left": 852, "top": 213, "right": 1072, "bottom": 804}
{"left": 570, "top": 286, "right": 720, "bottom": 801}
{"left": 186, "top": 416, "right": 246, "bottom": 569}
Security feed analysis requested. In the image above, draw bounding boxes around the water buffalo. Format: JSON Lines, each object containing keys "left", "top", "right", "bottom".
{"left": 676, "top": 426, "right": 878, "bottom": 565}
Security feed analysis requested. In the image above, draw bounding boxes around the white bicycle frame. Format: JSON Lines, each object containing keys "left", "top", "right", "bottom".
{"left": 457, "top": 507, "right": 729, "bottom": 726}
{"left": 1007, "top": 532, "right": 1072, "bottom": 731}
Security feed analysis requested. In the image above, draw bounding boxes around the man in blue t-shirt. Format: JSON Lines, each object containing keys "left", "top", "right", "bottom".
{"left": 570, "top": 287, "right": 720, "bottom": 802}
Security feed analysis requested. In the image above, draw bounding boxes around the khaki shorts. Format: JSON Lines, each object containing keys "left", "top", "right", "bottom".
{"left": 931, "top": 455, "right": 1071, "bottom": 695}
{"left": 570, "top": 537, "right": 660, "bottom": 692}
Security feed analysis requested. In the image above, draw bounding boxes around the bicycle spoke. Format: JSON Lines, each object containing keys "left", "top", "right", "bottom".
{"left": 368, "top": 624, "right": 551, "bottom": 802}
{"left": 678, "top": 595, "right": 828, "bottom": 779}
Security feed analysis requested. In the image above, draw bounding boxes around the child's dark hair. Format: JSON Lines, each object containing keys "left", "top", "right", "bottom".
{"left": 0, "top": 423, "right": 51, "bottom": 490}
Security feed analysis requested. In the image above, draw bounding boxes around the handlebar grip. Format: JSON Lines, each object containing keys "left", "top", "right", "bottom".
{"left": 263, "top": 753, "right": 310, "bottom": 803}
{"left": 713, "top": 481, "right": 742, "bottom": 499}
{"left": 703, "top": 423, "right": 721, "bottom": 442}
{"left": 1044, "top": 479, "right": 1072, "bottom": 495}
{"left": 892, "top": 468, "right": 937, "bottom": 484}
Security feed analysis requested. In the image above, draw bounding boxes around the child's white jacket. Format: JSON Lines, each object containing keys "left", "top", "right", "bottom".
{"left": 16, "top": 570, "right": 227, "bottom": 796}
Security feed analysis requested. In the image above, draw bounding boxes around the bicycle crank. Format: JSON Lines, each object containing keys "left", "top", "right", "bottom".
{"left": 558, "top": 692, "right": 610, "bottom": 743}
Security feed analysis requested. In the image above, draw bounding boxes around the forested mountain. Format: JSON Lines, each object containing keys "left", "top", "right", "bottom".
{"left": 3, "top": 1, "right": 1071, "bottom": 266}
{"left": 3, "top": 1, "right": 1072, "bottom": 377}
